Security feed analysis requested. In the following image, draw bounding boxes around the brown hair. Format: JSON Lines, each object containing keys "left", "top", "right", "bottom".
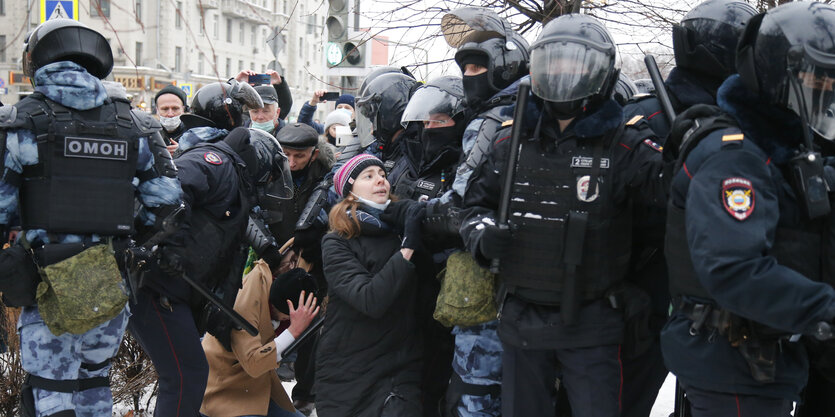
{"left": 328, "top": 194, "right": 399, "bottom": 239}
{"left": 328, "top": 195, "right": 363, "bottom": 239}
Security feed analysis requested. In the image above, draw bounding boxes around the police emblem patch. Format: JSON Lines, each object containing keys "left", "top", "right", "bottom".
{"left": 642, "top": 138, "right": 663, "bottom": 152}
{"left": 204, "top": 151, "right": 223, "bottom": 165}
{"left": 721, "top": 177, "right": 754, "bottom": 221}
{"left": 576, "top": 175, "right": 600, "bottom": 202}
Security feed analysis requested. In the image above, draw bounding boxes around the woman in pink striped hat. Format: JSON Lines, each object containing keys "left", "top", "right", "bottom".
{"left": 315, "top": 153, "right": 432, "bottom": 417}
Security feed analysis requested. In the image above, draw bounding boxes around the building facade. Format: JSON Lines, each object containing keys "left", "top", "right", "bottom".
{"left": 0, "top": 0, "right": 331, "bottom": 119}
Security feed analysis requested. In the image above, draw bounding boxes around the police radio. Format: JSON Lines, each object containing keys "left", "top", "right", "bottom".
{"left": 788, "top": 149, "right": 831, "bottom": 220}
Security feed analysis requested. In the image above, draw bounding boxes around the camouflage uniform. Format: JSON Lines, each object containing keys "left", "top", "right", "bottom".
{"left": 451, "top": 322, "right": 503, "bottom": 417}
{"left": 0, "top": 61, "right": 182, "bottom": 417}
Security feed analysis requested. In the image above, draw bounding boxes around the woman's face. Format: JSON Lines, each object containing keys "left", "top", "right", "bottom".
{"left": 351, "top": 165, "right": 390, "bottom": 204}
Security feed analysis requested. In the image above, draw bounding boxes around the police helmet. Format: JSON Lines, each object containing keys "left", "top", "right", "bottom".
{"left": 23, "top": 18, "right": 113, "bottom": 79}
{"left": 529, "top": 14, "right": 619, "bottom": 118}
{"left": 191, "top": 80, "right": 263, "bottom": 131}
{"left": 247, "top": 129, "right": 293, "bottom": 205}
{"left": 673, "top": 0, "right": 757, "bottom": 81}
{"left": 442, "top": 7, "right": 530, "bottom": 92}
{"left": 358, "top": 66, "right": 415, "bottom": 97}
{"left": 355, "top": 73, "right": 420, "bottom": 147}
{"left": 401, "top": 75, "right": 465, "bottom": 128}
{"left": 737, "top": 1, "right": 835, "bottom": 140}
{"left": 613, "top": 72, "right": 639, "bottom": 105}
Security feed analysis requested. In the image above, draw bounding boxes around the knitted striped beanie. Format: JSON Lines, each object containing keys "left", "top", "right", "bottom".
{"left": 333, "top": 154, "right": 386, "bottom": 198}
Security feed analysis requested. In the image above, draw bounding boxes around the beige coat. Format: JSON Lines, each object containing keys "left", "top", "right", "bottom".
{"left": 200, "top": 260, "right": 295, "bottom": 417}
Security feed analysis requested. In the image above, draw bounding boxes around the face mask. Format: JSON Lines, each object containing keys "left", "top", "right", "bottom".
{"left": 252, "top": 119, "right": 275, "bottom": 133}
{"left": 421, "top": 125, "right": 460, "bottom": 162}
{"left": 463, "top": 73, "right": 498, "bottom": 110}
{"left": 326, "top": 133, "right": 336, "bottom": 145}
{"left": 544, "top": 99, "right": 587, "bottom": 120}
{"left": 159, "top": 115, "right": 181, "bottom": 132}
{"left": 350, "top": 192, "right": 391, "bottom": 211}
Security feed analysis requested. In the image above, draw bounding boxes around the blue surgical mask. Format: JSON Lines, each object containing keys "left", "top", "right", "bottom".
{"left": 252, "top": 120, "right": 275, "bottom": 133}
{"left": 350, "top": 192, "right": 391, "bottom": 211}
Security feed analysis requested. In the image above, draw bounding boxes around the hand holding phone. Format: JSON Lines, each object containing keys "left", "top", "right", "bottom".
{"left": 320, "top": 92, "right": 340, "bottom": 101}
{"left": 248, "top": 74, "right": 272, "bottom": 85}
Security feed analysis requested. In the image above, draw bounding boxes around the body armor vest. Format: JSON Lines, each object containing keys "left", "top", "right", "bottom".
{"left": 15, "top": 94, "right": 140, "bottom": 235}
{"left": 501, "top": 129, "right": 633, "bottom": 303}
{"left": 392, "top": 168, "right": 451, "bottom": 202}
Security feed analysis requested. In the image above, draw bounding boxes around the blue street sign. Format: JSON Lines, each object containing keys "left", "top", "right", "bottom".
{"left": 41, "top": 0, "right": 77, "bottom": 22}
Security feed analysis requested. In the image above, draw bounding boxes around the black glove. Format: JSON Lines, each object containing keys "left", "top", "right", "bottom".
{"left": 401, "top": 203, "right": 426, "bottom": 250}
{"left": 204, "top": 305, "right": 235, "bottom": 352}
{"left": 478, "top": 224, "right": 512, "bottom": 260}
{"left": 157, "top": 247, "right": 185, "bottom": 278}
{"left": 380, "top": 200, "right": 420, "bottom": 232}
{"left": 293, "top": 224, "right": 325, "bottom": 265}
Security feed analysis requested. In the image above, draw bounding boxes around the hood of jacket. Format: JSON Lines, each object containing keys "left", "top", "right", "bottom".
{"left": 33, "top": 61, "right": 107, "bottom": 111}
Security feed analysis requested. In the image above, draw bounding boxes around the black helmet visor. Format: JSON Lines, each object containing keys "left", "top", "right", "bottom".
{"left": 530, "top": 41, "right": 614, "bottom": 103}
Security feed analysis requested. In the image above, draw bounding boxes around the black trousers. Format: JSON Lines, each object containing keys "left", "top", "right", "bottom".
{"left": 502, "top": 343, "right": 621, "bottom": 417}
{"left": 129, "top": 289, "right": 209, "bottom": 417}
{"left": 620, "top": 339, "right": 668, "bottom": 417}
{"left": 682, "top": 384, "right": 793, "bottom": 417}
{"left": 291, "top": 331, "right": 317, "bottom": 403}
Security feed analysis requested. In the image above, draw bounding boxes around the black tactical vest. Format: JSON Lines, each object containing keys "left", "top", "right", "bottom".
{"left": 392, "top": 168, "right": 451, "bottom": 202}
{"left": 501, "top": 129, "right": 633, "bottom": 303}
{"left": 13, "top": 93, "right": 140, "bottom": 235}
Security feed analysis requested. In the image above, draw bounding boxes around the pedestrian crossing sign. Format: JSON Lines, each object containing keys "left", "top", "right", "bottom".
{"left": 180, "top": 83, "right": 193, "bottom": 98}
{"left": 41, "top": 0, "right": 78, "bottom": 23}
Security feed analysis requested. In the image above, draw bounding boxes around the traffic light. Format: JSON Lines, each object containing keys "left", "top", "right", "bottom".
{"left": 326, "top": 0, "right": 349, "bottom": 43}
{"left": 325, "top": 0, "right": 365, "bottom": 68}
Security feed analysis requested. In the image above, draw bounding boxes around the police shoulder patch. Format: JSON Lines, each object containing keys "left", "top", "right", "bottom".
{"left": 204, "top": 151, "right": 223, "bottom": 165}
{"left": 721, "top": 177, "right": 755, "bottom": 221}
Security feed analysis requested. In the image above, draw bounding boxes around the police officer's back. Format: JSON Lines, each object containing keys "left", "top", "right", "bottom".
{"left": 662, "top": 3, "right": 835, "bottom": 415}
{"left": 0, "top": 19, "right": 182, "bottom": 417}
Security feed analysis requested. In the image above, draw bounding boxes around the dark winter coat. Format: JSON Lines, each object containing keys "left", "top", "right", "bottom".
{"left": 661, "top": 74, "right": 835, "bottom": 400}
{"left": 315, "top": 209, "right": 431, "bottom": 417}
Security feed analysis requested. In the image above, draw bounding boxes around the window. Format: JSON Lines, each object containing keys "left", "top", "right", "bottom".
{"left": 307, "top": 15, "right": 314, "bottom": 35}
{"left": 0, "top": 0, "right": 5, "bottom": 16}
{"left": 198, "top": 13, "right": 204, "bottom": 35}
{"left": 90, "top": 0, "right": 110, "bottom": 17}
{"left": 0, "top": 36, "right": 5, "bottom": 62}
{"left": 175, "top": 47, "right": 182, "bottom": 72}
{"left": 213, "top": 15, "right": 219, "bottom": 39}
{"left": 250, "top": 62, "right": 254, "bottom": 71}
{"left": 134, "top": 0, "right": 140, "bottom": 21}
{"left": 226, "top": 58, "right": 231, "bottom": 77}
{"left": 198, "top": 54, "right": 204, "bottom": 75}
{"left": 135, "top": 42, "right": 143, "bottom": 66}
{"left": 298, "top": 37, "right": 302, "bottom": 59}
{"left": 238, "top": 60, "right": 243, "bottom": 73}
{"left": 251, "top": 26, "right": 256, "bottom": 47}
{"left": 226, "top": 18, "right": 232, "bottom": 42}
{"left": 261, "top": 64, "right": 266, "bottom": 73}
{"left": 175, "top": 2, "right": 182, "bottom": 29}
{"left": 239, "top": 22, "right": 245, "bottom": 45}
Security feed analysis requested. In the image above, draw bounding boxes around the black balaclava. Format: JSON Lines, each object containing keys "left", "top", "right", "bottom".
{"left": 460, "top": 54, "right": 497, "bottom": 111}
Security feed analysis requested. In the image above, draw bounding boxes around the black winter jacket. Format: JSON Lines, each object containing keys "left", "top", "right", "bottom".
{"left": 315, "top": 209, "right": 431, "bottom": 417}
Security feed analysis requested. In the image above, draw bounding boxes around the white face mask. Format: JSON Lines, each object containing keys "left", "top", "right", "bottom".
{"left": 350, "top": 192, "right": 391, "bottom": 211}
{"left": 159, "top": 115, "right": 181, "bottom": 132}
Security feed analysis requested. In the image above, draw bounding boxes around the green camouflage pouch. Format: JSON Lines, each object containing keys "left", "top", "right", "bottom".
{"left": 36, "top": 242, "right": 128, "bottom": 335}
{"left": 433, "top": 251, "right": 498, "bottom": 327}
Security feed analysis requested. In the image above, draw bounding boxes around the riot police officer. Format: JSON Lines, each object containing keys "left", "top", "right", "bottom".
{"left": 662, "top": 2, "right": 835, "bottom": 415}
{"left": 383, "top": 76, "right": 467, "bottom": 416}
{"left": 355, "top": 72, "right": 421, "bottom": 166}
{"left": 438, "top": 8, "right": 530, "bottom": 416}
{"left": 128, "top": 81, "right": 295, "bottom": 417}
{"left": 0, "top": 19, "right": 182, "bottom": 417}
{"left": 460, "top": 14, "right": 666, "bottom": 417}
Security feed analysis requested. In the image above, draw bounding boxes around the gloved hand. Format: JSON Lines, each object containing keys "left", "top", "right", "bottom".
{"left": 204, "top": 305, "right": 236, "bottom": 352}
{"left": 380, "top": 200, "right": 420, "bottom": 232}
{"left": 157, "top": 247, "right": 185, "bottom": 278}
{"left": 293, "top": 225, "right": 325, "bottom": 266}
{"left": 478, "top": 224, "right": 512, "bottom": 260}
{"left": 401, "top": 203, "right": 426, "bottom": 250}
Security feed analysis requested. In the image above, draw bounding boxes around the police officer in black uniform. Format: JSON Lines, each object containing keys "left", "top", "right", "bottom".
{"left": 460, "top": 14, "right": 666, "bottom": 417}
{"left": 662, "top": 2, "right": 835, "bottom": 415}
{"left": 128, "top": 81, "right": 295, "bottom": 417}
